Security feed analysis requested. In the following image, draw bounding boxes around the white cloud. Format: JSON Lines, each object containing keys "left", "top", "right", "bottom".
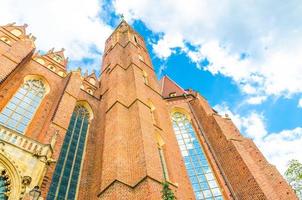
{"left": 258, "top": 127, "right": 302, "bottom": 173}
{"left": 214, "top": 104, "right": 267, "bottom": 139}
{"left": 241, "top": 84, "right": 257, "bottom": 95}
{"left": 298, "top": 98, "right": 302, "bottom": 108}
{"left": 213, "top": 103, "right": 243, "bottom": 130}
{"left": 241, "top": 112, "right": 267, "bottom": 139}
{"left": 214, "top": 104, "right": 302, "bottom": 174}
{"left": 0, "top": 0, "right": 113, "bottom": 70}
{"left": 246, "top": 96, "right": 267, "bottom": 105}
{"left": 152, "top": 33, "right": 184, "bottom": 59}
{"left": 113, "top": 0, "right": 302, "bottom": 100}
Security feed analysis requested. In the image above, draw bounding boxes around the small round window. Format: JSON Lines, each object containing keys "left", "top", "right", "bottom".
{"left": 48, "top": 65, "right": 56, "bottom": 72}
{"left": 0, "top": 36, "right": 11, "bottom": 45}
{"left": 87, "top": 89, "right": 93, "bottom": 95}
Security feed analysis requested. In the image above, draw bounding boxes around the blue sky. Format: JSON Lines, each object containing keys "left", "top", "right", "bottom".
{"left": 1, "top": 0, "right": 301, "bottom": 174}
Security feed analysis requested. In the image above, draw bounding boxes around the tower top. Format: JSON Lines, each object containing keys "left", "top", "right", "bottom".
{"left": 106, "top": 18, "right": 142, "bottom": 43}
{"left": 119, "top": 14, "right": 125, "bottom": 21}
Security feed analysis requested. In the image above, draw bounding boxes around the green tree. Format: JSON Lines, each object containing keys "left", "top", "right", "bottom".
{"left": 285, "top": 159, "right": 302, "bottom": 199}
{"left": 161, "top": 181, "right": 175, "bottom": 200}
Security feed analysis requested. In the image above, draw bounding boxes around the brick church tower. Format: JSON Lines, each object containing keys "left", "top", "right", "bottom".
{"left": 0, "top": 21, "right": 297, "bottom": 199}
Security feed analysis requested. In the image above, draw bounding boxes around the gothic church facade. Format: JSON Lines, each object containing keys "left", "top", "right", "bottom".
{"left": 0, "top": 21, "right": 297, "bottom": 199}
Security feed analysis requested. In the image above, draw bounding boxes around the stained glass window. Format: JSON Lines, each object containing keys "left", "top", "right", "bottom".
{"left": 171, "top": 112, "right": 224, "bottom": 200}
{"left": 0, "top": 79, "right": 46, "bottom": 133}
{"left": 47, "top": 105, "right": 90, "bottom": 200}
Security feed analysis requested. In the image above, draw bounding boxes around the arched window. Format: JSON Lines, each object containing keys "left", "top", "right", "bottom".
{"left": 0, "top": 79, "right": 46, "bottom": 133}
{"left": 47, "top": 104, "right": 90, "bottom": 200}
{"left": 155, "top": 131, "right": 169, "bottom": 180}
{"left": 147, "top": 100, "right": 158, "bottom": 126}
{"left": 142, "top": 70, "right": 148, "bottom": 85}
{"left": 171, "top": 112, "right": 223, "bottom": 200}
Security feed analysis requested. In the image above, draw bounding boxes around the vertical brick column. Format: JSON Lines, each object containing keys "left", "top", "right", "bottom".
{"left": 98, "top": 25, "right": 163, "bottom": 199}
{"left": 97, "top": 21, "right": 195, "bottom": 199}
{"left": 189, "top": 94, "right": 297, "bottom": 199}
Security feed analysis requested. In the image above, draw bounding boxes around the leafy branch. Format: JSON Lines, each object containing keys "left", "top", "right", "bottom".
{"left": 285, "top": 159, "right": 302, "bottom": 199}
{"left": 161, "top": 181, "right": 175, "bottom": 200}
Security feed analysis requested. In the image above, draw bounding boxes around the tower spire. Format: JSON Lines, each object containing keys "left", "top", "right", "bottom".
{"left": 119, "top": 13, "right": 124, "bottom": 21}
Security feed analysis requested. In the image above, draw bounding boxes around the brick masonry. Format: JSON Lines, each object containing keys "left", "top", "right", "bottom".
{"left": 0, "top": 21, "right": 298, "bottom": 200}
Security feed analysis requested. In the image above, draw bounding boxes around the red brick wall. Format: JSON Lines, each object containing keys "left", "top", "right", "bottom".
{"left": 91, "top": 22, "right": 195, "bottom": 199}
{"left": 0, "top": 26, "right": 35, "bottom": 82}
{"left": 188, "top": 94, "right": 297, "bottom": 199}
{"left": 0, "top": 22, "right": 297, "bottom": 200}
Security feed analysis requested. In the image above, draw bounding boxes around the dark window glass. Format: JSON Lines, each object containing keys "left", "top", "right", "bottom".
{"left": 47, "top": 105, "right": 90, "bottom": 200}
{"left": 0, "top": 174, "right": 9, "bottom": 200}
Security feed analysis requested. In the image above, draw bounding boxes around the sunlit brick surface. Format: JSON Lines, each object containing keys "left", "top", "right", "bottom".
{"left": 0, "top": 21, "right": 297, "bottom": 200}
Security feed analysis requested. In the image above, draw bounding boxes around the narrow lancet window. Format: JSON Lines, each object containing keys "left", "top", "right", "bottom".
{"left": 148, "top": 101, "right": 157, "bottom": 125}
{"left": 142, "top": 70, "right": 149, "bottom": 85}
{"left": 155, "top": 131, "right": 169, "bottom": 180}
{"left": 47, "top": 104, "right": 90, "bottom": 200}
{"left": 171, "top": 112, "right": 223, "bottom": 200}
{"left": 0, "top": 79, "right": 46, "bottom": 133}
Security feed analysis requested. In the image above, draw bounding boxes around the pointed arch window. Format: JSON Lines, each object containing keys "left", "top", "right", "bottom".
{"left": 142, "top": 70, "right": 149, "bottom": 85}
{"left": 47, "top": 104, "right": 90, "bottom": 200}
{"left": 171, "top": 112, "right": 223, "bottom": 200}
{"left": 155, "top": 132, "right": 169, "bottom": 180}
{"left": 0, "top": 79, "right": 46, "bottom": 133}
{"left": 147, "top": 101, "right": 159, "bottom": 126}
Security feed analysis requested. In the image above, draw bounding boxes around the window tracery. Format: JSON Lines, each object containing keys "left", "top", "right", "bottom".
{"left": 0, "top": 79, "right": 46, "bottom": 133}
{"left": 47, "top": 104, "right": 90, "bottom": 199}
{"left": 171, "top": 112, "right": 223, "bottom": 200}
